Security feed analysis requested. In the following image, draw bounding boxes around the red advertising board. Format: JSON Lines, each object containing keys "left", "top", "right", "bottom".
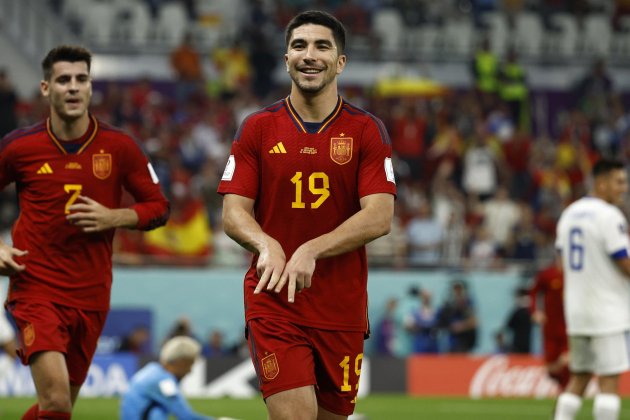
{"left": 408, "top": 355, "right": 630, "bottom": 398}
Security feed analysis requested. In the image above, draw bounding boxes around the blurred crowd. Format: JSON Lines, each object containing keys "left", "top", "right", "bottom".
{"left": 1, "top": 1, "right": 630, "bottom": 271}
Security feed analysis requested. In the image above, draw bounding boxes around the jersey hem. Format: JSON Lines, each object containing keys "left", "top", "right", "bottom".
{"left": 7, "top": 294, "right": 109, "bottom": 312}
{"left": 246, "top": 312, "right": 367, "bottom": 333}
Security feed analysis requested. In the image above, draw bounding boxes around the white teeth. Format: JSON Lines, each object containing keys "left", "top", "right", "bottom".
{"left": 301, "top": 69, "right": 320, "bottom": 74}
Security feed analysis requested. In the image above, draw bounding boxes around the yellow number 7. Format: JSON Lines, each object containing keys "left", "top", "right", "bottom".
{"left": 64, "top": 184, "right": 83, "bottom": 214}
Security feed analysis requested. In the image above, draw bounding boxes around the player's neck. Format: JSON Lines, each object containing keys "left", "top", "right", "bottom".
{"left": 49, "top": 112, "right": 90, "bottom": 141}
{"left": 289, "top": 88, "right": 339, "bottom": 122}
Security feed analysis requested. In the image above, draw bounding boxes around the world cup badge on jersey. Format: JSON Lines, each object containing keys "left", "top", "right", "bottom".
{"left": 23, "top": 323, "right": 35, "bottom": 347}
{"left": 93, "top": 153, "right": 112, "bottom": 179}
{"left": 261, "top": 353, "right": 279, "bottom": 380}
{"left": 330, "top": 137, "right": 353, "bottom": 165}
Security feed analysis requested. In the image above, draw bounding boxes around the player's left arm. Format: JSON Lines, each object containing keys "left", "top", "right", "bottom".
{"left": 67, "top": 139, "right": 169, "bottom": 232}
{"left": 66, "top": 195, "right": 140, "bottom": 232}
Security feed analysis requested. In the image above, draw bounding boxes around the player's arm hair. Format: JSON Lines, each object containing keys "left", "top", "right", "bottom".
{"left": 222, "top": 193, "right": 278, "bottom": 254}
{"left": 303, "top": 192, "right": 394, "bottom": 259}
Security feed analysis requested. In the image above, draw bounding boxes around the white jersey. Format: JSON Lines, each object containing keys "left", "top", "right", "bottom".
{"left": 556, "top": 196, "right": 630, "bottom": 335}
{"left": 0, "top": 279, "right": 15, "bottom": 343}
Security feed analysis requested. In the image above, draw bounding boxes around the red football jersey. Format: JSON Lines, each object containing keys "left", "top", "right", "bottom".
{"left": 529, "top": 264, "right": 566, "bottom": 338}
{"left": 218, "top": 97, "right": 397, "bottom": 333}
{"left": 0, "top": 115, "right": 169, "bottom": 310}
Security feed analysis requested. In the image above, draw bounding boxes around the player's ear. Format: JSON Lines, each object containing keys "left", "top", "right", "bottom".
{"left": 336, "top": 54, "right": 346, "bottom": 75}
{"left": 285, "top": 54, "right": 289, "bottom": 72}
{"left": 40, "top": 80, "right": 49, "bottom": 98}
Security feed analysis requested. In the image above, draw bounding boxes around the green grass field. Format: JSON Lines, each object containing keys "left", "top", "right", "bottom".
{"left": 1, "top": 395, "right": 629, "bottom": 420}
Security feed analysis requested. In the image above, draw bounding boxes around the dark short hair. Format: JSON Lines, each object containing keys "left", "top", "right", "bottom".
{"left": 592, "top": 159, "right": 625, "bottom": 178}
{"left": 41, "top": 45, "right": 92, "bottom": 80}
{"left": 285, "top": 10, "right": 346, "bottom": 54}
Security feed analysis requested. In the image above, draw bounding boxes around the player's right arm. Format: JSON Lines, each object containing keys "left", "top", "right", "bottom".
{"left": 0, "top": 134, "right": 28, "bottom": 276}
{"left": 222, "top": 193, "right": 286, "bottom": 295}
{"left": 614, "top": 258, "right": 630, "bottom": 278}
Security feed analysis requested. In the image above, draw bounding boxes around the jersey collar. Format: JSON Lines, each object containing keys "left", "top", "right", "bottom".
{"left": 284, "top": 95, "right": 344, "bottom": 134}
{"left": 46, "top": 114, "right": 99, "bottom": 155}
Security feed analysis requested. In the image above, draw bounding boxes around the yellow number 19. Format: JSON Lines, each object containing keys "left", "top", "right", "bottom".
{"left": 339, "top": 353, "right": 363, "bottom": 392}
{"left": 291, "top": 172, "right": 330, "bottom": 209}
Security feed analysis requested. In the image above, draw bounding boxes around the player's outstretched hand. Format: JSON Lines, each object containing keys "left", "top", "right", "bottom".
{"left": 0, "top": 243, "right": 28, "bottom": 276}
{"left": 66, "top": 195, "right": 117, "bottom": 233}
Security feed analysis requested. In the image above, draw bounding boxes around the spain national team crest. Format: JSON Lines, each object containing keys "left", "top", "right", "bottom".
{"left": 93, "top": 153, "right": 112, "bottom": 179}
{"left": 261, "top": 353, "right": 279, "bottom": 380}
{"left": 23, "top": 323, "right": 35, "bottom": 347}
{"left": 330, "top": 137, "right": 353, "bottom": 165}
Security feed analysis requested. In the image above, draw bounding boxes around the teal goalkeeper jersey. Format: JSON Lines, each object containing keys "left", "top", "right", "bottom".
{"left": 120, "top": 362, "right": 213, "bottom": 420}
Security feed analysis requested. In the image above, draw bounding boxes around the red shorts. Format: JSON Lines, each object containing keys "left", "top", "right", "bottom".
{"left": 543, "top": 332, "right": 569, "bottom": 364}
{"left": 246, "top": 318, "right": 364, "bottom": 416}
{"left": 7, "top": 299, "right": 107, "bottom": 385}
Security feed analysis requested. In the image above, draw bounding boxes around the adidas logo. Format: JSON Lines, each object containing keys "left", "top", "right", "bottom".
{"left": 269, "top": 142, "right": 287, "bottom": 154}
{"left": 36, "top": 163, "right": 53, "bottom": 174}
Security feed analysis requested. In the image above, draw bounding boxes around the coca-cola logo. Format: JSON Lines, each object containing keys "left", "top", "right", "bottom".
{"left": 469, "top": 356, "right": 558, "bottom": 398}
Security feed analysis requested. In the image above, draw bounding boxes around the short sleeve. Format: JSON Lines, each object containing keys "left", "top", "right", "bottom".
{"left": 357, "top": 116, "right": 397, "bottom": 199}
{"left": 602, "top": 207, "right": 630, "bottom": 257}
{"left": 217, "top": 116, "right": 261, "bottom": 199}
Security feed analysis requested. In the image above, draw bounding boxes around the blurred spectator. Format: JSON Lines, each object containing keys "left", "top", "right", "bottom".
{"left": 406, "top": 201, "right": 444, "bottom": 267}
{"left": 375, "top": 297, "right": 398, "bottom": 356}
{"left": 169, "top": 32, "right": 205, "bottom": 104}
{"left": 212, "top": 39, "right": 252, "bottom": 100}
{"left": 482, "top": 185, "right": 520, "bottom": 256}
{"left": 164, "top": 316, "right": 199, "bottom": 345}
{"left": 504, "top": 287, "right": 532, "bottom": 353}
{"left": 466, "top": 225, "right": 498, "bottom": 268}
{"left": 0, "top": 69, "right": 18, "bottom": 137}
{"left": 505, "top": 203, "right": 540, "bottom": 261}
{"left": 573, "top": 59, "right": 614, "bottom": 124}
{"left": 425, "top": 114, "right": 463, "bottom": 181}
{"left": 391, "top": 99, "right": 427, "bottom": 181}
{"left": 392, "top": 286, "right": 421, "bottom": 357}
{"left": 502, "top": 130, "right": 533, "bottom": 201}
{"left": 405, "top": 289, "right": 439, "bottom": 353}
{"left": 118, "top": 325, "right": 151, "bottom": 355}
{"left": 498, "top": 48, "right": 528, "bottom": 129}
{"left": 437, "top": 280, "right": 478, "bottom": 353}
{"left": 462, "top": 125, "right": 499, "bottom": 200}
{"left": 366, "top": 208, "right": 408, "bottom": 268}
{"left": 471, "top": 38, "right": 499, "bottom": 103}
{"left": 202, "top": 330, "right": 228, "bottom": 357}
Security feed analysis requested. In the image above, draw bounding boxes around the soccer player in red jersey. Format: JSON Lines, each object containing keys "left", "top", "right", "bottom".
{"left": 218, "top": 11, "right": 396, "bottom": 420}
{"left": 0, "top": 45, "right": 169, "bottom": 419}
{"left": 530, "top": 261, "right": 570, "bottom": 389}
